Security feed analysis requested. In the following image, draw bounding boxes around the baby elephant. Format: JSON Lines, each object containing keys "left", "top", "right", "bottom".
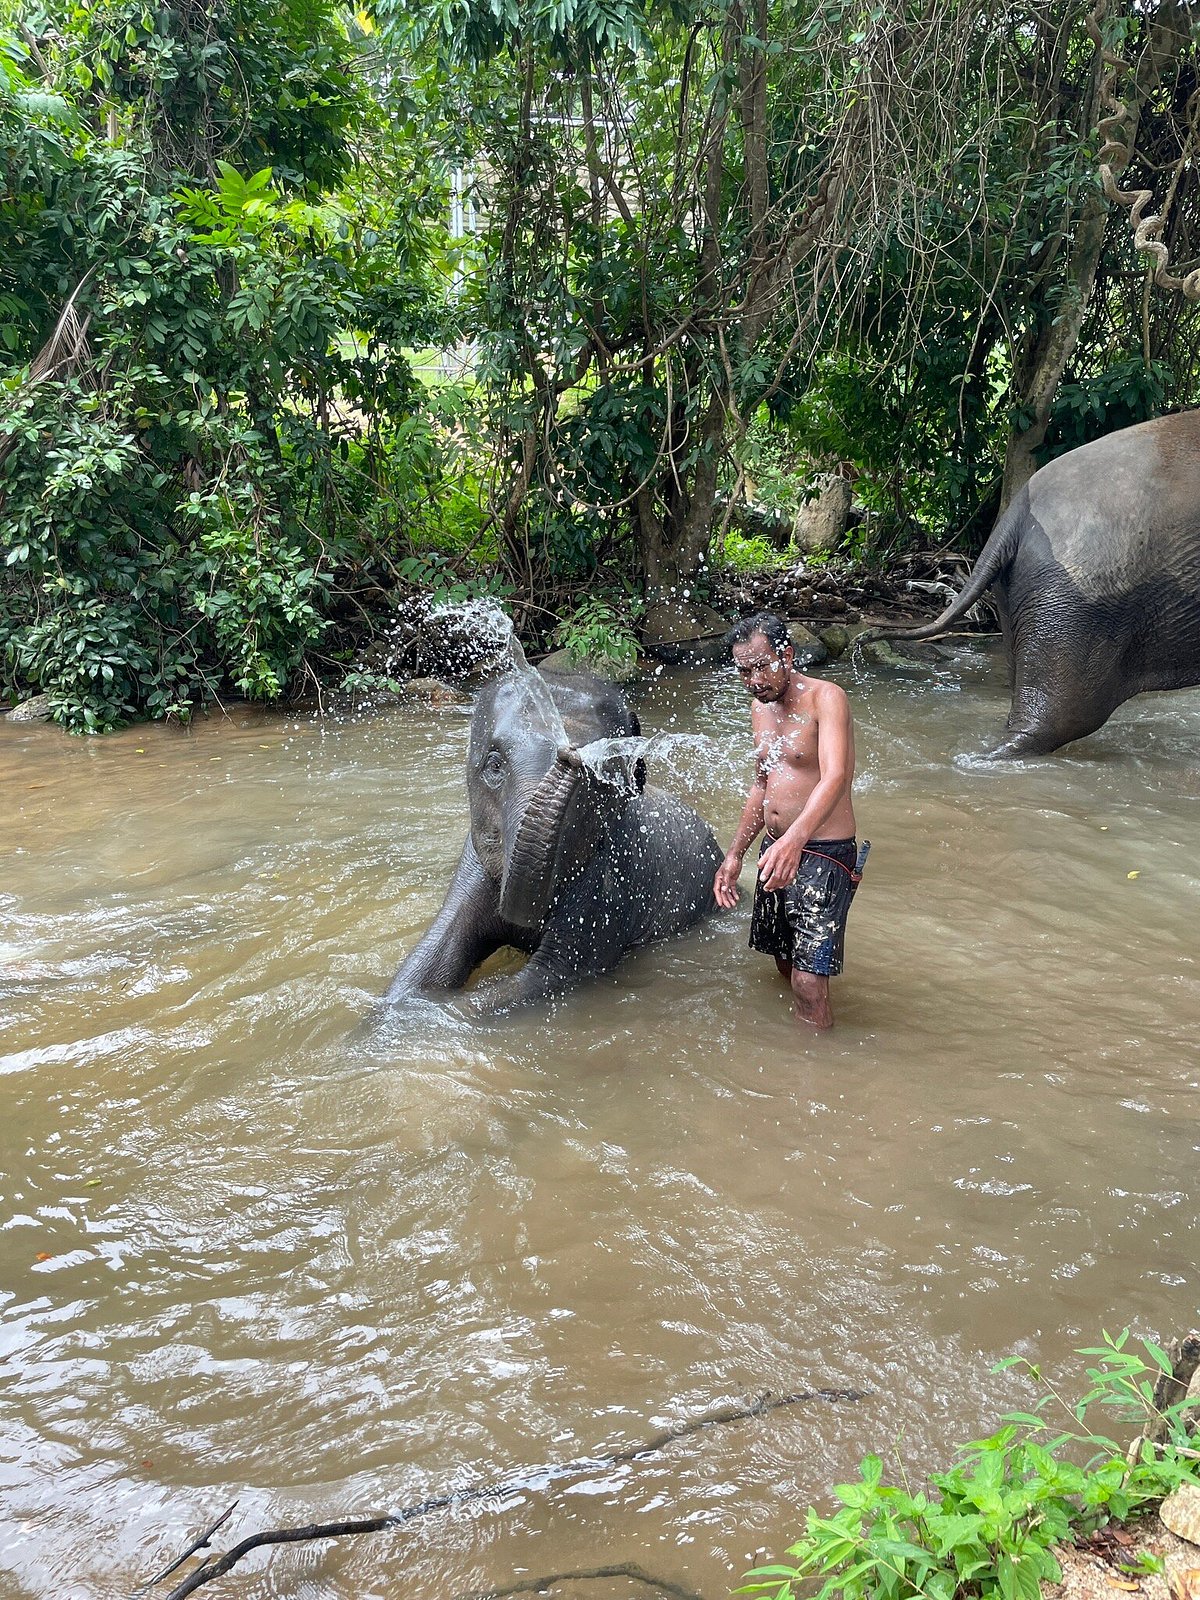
{"left": 385, "top": 667, "right": 722, "bottom": 1014}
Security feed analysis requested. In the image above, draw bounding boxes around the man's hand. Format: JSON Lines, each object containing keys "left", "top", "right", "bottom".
{"left": 713, "top": 851, "right": 744, "bottom": 908}
{"left": 758, "top": 831, "right": 805, "bottom": 892}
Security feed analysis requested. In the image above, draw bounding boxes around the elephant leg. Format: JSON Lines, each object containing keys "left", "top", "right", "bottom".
{"left": 465, "top": 950, "right": 571, "bottom": 1017}
{"left": 465, "top": 907, "right": 611, "bottom": 1015}
{"left": 385, "top": 839, "right": 507, "bottom": 1002}
{"left": 988, "top": 622, "right": 1124, "bottom": 758}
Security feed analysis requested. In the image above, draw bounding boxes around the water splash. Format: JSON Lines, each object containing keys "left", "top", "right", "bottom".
{"left": 420, "top": 598, "right": 523, "bottom": 679}
{"left": 577, "top": 729, "right": 744, "bottom": 799}
{"left": 351, "top": 596, "right": 525, "bottom": 690}
{"left": 376, "top": 599, "right": 744, "bottom": 800}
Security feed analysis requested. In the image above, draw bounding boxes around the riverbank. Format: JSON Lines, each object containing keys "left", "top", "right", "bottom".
{"left": 744, "top": 1333, "right": 1200, "bottom": 1600}
{"left": 1, "top": 546, "right": 987, "bottom": 727}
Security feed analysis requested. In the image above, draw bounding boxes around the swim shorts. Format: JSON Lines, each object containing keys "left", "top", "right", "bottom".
{"left": 748, "top": 835, "right": 861, "bottom": 977}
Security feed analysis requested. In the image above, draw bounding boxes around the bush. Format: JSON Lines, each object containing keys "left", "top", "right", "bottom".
{"left": 552, "top": 595, "right": 641, "bottom": 675}
{"left": 0, "top": 5, "right": 450, "bottom": 729}
{"left": 742, "top": 1333, "right": 1200, "bottom": 1600}
{"left": 716, "top": 529, "right": 789, "bottom": 574}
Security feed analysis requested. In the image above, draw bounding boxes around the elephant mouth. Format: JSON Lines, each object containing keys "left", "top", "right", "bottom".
{"left": 499, "top": 748, "right": 596, "bottom": 928}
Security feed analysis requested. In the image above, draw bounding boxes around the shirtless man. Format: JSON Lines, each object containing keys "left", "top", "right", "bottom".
{"left": 714, "top": 612, "right": 860, "bottom": 1029}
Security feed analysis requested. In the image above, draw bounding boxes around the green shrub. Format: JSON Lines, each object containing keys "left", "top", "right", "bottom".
{"left": 0, "top": 4, "right": 451, "bottom": 730}
{"left": 716, "top": 530, "right": 788, "bottom": 574}
{"left": 742, "top": 1333, "right": 1200, "bottom": 1600}
{"left": 394, "top": 551, "right": 513, "bottom": 607}
{"left": 552, "top": 596, "right": 640, "bottom": 675}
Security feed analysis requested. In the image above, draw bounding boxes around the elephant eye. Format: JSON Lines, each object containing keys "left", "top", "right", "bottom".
{"left": 481, "top": 748, "right": 505, "bottom": 786}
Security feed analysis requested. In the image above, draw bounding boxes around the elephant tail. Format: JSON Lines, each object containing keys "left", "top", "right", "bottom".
{"left": 861, "top": 494, "right": 1024, "bottom": 643}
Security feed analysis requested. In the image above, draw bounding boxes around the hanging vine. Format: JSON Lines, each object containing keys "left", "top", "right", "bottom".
{"left": 1086, "top": 0, "right": 1200, "bottom": 300}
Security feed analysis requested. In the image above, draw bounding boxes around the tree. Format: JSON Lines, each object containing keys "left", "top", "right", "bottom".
{"left": 392, "top": 0, "right": 1200, "bottom": 613}
{"left": 997, "top": 0, "right": 1199, "bottom": 505}
{"left": 0, "top": 0, "right": 449, "bottom": 727}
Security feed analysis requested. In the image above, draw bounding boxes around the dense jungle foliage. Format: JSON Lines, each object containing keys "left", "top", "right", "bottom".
{"left": 2, "top": 0, "right": 1200, "bottom": 727}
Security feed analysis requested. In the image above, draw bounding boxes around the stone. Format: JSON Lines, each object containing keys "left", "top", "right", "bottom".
{"left": 538, "top": 647, "right": 637, "bottom": 683}
{"left": 817, "top": 624, "right": 853, "bottom": 658}
{"left": 793, "top": 475, "right": 851, "bottom": 552}
{"left": 640, "top": 598, "right": 730, "bottom": 665}
{"left": 415, "top": 608, "right": 510, "bottom": 681}
{"left": 1160, "top": 1485, "right": 1200, "bottom": 1547}
{"left": 405, "top": 677, "right": 467, "bottom": 706}
{"left": 6, "top": 694, "right": 54, "bottom": 723}
{"left": 641, "top": 598, "right": 729, "bottom": 644}
{"left": 787, "top": 622, "right": 828, "bottom": 668}
{"left": 856, "top": 638, "right": 940, "bottom": 675}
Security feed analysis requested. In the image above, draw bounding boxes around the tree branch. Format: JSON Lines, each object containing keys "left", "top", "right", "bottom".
{"left": 141, "top": 1387, "right": 868, "bottom": 1600}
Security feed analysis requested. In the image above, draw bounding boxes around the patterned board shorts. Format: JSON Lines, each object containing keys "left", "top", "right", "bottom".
{"left": 748, "top": 835, "right": 862, "bottom": 977}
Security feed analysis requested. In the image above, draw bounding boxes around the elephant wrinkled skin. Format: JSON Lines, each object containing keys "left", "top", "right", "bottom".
{"left": 385, "top": 668, "right": 723, "bottom": 1014}
{"left": 877, "top": 411, "right": 1200, "bottom": 756}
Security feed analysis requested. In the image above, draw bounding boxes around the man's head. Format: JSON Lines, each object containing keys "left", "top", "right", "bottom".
{"left": 725, "top": 612, "right": 794, "bottom": 702}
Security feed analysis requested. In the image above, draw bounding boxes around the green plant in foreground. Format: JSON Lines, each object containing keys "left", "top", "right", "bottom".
{"left": 741, "top": 1333, "right": 1199, "bottom": 1600}
{"left": 552, "top": 597, "right": 641, "bottom": 676}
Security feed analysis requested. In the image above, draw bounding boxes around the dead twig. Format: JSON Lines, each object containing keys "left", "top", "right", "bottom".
{"left": 142, "top": 1387, "right": 868, "bottom": 1600}
{"left": 136, "top": 1504, "right": 239, "bottom": 1592}
{"left": 0, "top": 272, "right": 97, "bottom": 471}
{"left": 455, "top": 1562, "right": 707, "bottom": 1600}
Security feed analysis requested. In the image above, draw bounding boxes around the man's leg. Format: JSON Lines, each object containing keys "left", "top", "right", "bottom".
{"left": 790, "top": 967, "right": 833, "bottom": 1029}
{"left": 774, "top": 955, "right": 793, "bottom": 983}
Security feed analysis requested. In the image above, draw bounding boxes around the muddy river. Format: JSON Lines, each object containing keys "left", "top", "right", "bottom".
{"left": 2, "top": 643, "right": 1198, "bottom": 1599}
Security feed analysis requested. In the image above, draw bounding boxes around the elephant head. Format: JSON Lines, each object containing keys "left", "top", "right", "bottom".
{"left": 467, "top": 669, "right": 644, "bottom": 929}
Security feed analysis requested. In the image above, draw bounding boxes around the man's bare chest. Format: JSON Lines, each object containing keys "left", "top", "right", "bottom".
{"left": 755, "top": 709, "right": 820, "bottom": 772}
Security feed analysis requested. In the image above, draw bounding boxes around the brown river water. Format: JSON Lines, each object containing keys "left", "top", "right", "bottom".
{"left": 2, "top": 642, "right": 1198, "bottom": 1600}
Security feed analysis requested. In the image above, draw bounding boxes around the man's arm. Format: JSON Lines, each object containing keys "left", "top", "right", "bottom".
{"left": 714, "top": 757, "right": 768, "bottom": 909}
{"left": 757, "top": 687, "right": 854, "bottom": 891}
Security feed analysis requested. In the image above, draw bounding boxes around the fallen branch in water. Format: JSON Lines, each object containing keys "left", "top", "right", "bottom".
{"left": 455, "top": 1561, "right": 707, "bottom": 1600}
{"left": 143, "top": 1386, "right": 868, "bottom": 1600}
{"left": 137, "top": 1505, "right": 238, "bottom": 1592}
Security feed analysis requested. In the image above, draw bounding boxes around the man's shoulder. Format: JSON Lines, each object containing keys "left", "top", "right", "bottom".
{"left": 803, "top": 675, "right": 852, "bottom": 714}
{"left": 809, "top": 675, "right": 857, "bottom": 726}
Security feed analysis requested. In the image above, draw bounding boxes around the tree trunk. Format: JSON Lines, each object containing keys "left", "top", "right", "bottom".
{"left": 1001, "top": 193, "right": 1108, "bottom": 507}
{"left": 635, "top": 395, "right": 723, "bottom": 596}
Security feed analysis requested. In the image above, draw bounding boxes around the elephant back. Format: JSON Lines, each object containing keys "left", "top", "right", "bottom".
{"left": 1027, "top": 411, "right": 1200, "bottom": 602}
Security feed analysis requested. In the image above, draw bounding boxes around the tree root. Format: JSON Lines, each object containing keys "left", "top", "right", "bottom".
{"left": 140, "top": 1386, "right": 868, "bottom": 1600}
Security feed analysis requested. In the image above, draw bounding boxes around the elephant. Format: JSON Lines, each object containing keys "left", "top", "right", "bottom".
{"left": 384, "top": 666, "right": 723, "bottom": 1014}
{"left": 876, "top": 411, "right": 1200, "bottom": 756}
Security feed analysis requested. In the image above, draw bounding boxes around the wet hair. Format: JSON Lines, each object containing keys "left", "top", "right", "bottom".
{"left": 724, "top": 611, "right": 791, "bottom": 657}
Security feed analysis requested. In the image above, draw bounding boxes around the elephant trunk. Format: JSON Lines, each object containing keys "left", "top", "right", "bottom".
{"left": 499, "top": 747, "right": 595, "bottom": 928}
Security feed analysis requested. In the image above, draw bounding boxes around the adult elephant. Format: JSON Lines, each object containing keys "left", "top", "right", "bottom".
{"left": 873, "top": 412, "right": 1200, "bottom": 756}
{"left": 385, "top": 666, "right": 722, "bottom": 1014}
